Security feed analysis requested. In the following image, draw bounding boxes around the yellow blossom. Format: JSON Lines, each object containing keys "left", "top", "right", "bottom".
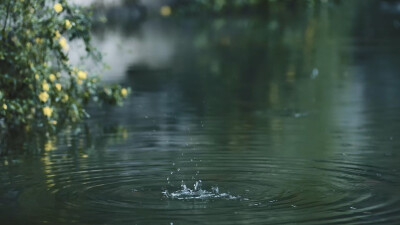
{"left": 2, "top": 104, "right": 7, "bottom": 110}
{"left": 76, "top": 79, "right": 83, "bottom": 85}
{"left": 160, "top": 6, "right": 172, "bottom": 17}
{"left": 42, "top": 81, "right": 50, "bottom": 91}
{"left": 55, "top": 83, "right": 62, "bottom": 91}
{"left": 77, "top": 71, "right": 87, "bottom": 80}
{"left": 59, "top": 37, "right": 69, "bottom": 51}
{"left": 39, "top": 92, "right": 49, "bottom": 102}
{"left": 121, "top": 88, "right": 128, "bottom": 97}
{"left": 54, "top": 30, "right": 61, "bottom": 39}
{"left": 65, "top": 19, "right": 72, "bottom": 29}
{"left": 49, "top": 74, "right": 56, "bottom": 82}
{"left": 35, "top": 74, "right": 39, "bottom": 80}
{"left": 62, "top": 94, "right": 69, "bottom": 103}
{"left": 35, "top": 38, "right": 43, "bottom": 44}
{"left": 51, "top": 120, "right": 57, "bottom": 125}
{"left": 43, "top": 106, "right": 53, "bottom": 118}
{"left": 53, "top": 3, "right": 63, "bottom": 13}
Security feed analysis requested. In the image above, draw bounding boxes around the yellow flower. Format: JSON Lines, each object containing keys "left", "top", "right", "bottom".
{"left": 65, "top": 19, "right": 72, "bottom": 29}
{"left": 58, "top": 37, "right": 69, "bottom": 51}
{"left": 43, "top": 106, "right": 53, "bottom": 118}
{"left": 55, "top": 83, "right": 62, "bottom": 91}
{"left": 35, "top": 37, "right": 43, "bottom": 44}
{"left": 160, "top": 6, "right": 172, "bottom": 17}
{"left": 2, "top": 104, "right": 7, "bottom": 110}
{"left": 51, "top": 120, "right": 57, "bottom": 125}
{"left": 77, "top": 71, "right": 87, "bottom": 80}
{"left": 53, "top": 3, "right": 63, "bottom": 13}
{"left": 42, "top": 81, "right": 50, "bottom": 91}
{"left": 39, "top": 92, "right": 49, "bottom": 102}
{"left": 62, "top": 94, "right": 69, "bottom": 103}
{"left": 76, "top": 79, "right": 83, "bottom": 85}
{"left": 121, "top": 88, "right": 128, "bottom": 98}
{"left": 54, "top": 30, "right": 61, "bottom": 39}
{"left": 49, "top": 74, "right": 56, "bottom": 82}
{"left": 35, "top": 74, "right": 39, "bottom": 80}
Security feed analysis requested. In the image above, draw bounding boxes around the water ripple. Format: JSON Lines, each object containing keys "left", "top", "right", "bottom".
{"left": 1, "top": 151, "right": 399, "bottom": 224}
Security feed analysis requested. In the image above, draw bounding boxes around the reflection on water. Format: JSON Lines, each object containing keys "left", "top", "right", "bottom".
{"left": 2, "top": 0, "right": 400, "bottom": 224}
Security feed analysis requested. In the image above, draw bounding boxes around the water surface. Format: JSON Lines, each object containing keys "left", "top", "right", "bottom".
{"left": 2, "top": 1, "right": 400, "bottom": 224}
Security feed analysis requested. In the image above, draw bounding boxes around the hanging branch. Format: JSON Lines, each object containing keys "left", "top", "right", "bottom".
{"left": 2, "top": 0, "right": 12, "bottom": 32}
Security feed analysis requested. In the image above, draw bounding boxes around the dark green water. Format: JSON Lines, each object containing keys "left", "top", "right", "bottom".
{"left": 2, "top": 1, "right": 400, "bottom": 224}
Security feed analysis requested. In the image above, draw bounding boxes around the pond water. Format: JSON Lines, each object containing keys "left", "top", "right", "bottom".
{"left": 2, "top": 1, "right": 400, "bottom": 224}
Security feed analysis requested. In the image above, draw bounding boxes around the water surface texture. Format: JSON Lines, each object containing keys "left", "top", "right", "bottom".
{"left": 2, "top": 1, "right": 400, "bottom": 224}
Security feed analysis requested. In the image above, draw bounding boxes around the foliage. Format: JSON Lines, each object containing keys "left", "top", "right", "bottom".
{"left": 0, "top": 0, "right": 130, "bottom": 130}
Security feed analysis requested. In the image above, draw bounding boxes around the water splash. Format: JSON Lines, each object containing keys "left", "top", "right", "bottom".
{"left": 163, "top": 180, "right": 240, "bottom": 200}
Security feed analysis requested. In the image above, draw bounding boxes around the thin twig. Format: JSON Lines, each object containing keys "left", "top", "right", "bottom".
{"left": 2, "top": 0, "right": 12, "bottom": 32}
